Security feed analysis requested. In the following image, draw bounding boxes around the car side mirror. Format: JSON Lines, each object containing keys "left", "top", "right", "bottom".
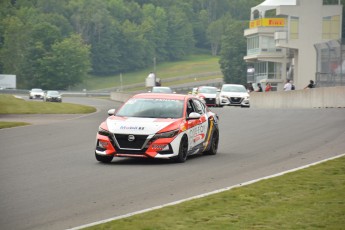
{"left": 187, "top": 112, "right": 201, "bottom": 120}
{"left": 107, "top": 109, "right": 116, "bottom": 116}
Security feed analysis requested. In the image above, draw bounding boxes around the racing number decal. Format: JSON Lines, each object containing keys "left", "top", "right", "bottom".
{"left": 187, "top": 115, "right": 207, "bottom": 149}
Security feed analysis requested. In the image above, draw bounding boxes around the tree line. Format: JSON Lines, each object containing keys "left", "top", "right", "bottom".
{"left": 0, "top": 0, "right": 261, "bottom": 89}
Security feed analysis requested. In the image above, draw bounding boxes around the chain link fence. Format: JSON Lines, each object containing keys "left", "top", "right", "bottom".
{"left": 315, "top": 39, "right": 345, "bottom": 87}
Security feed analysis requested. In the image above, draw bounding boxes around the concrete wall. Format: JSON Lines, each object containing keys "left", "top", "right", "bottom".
{"left": 250, "top": 86, "right": 345, "bottom": 108}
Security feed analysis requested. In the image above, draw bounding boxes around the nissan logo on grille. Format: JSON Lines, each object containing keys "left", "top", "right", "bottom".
{"left": 128, "top": 135, "right": 135, "bottom": 142}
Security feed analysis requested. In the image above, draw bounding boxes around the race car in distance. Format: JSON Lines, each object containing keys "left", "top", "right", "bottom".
{"left": 29, "top": 88, "right": 45, "bottom": 99}
{"left": 217, "top": 84, "right": 250, "bottom": 107}
{"left": 149, "top": 86, "right": 175, "bottom": 94}
{"left": 95, "top": 93, "right": 219, "bottom": 163}
{"left": 195, "top": 86, "right": 218, "bottom": 107}
{"left": 44, "top": 90, "right": 62, "bottom": 102}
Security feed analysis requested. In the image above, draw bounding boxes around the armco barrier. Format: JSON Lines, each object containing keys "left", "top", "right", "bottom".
{"left": 250, "top": 86, "right": 345, "bottom": 108}
{"left": 110, "top": 92, "right": 134, "bottom": 102}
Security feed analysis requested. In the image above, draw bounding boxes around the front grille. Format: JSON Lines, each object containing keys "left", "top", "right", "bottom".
{"left": 229, "top": 97, "right": 243, "bottom": 104}
{"left": 205, "top": 98, "right": 216, "bottom": 104}
{"left": 114, "top": 134, "right": 149, "bottom": 149}
{"left": 114, "top": 147, "right": 147, "bottom": 155}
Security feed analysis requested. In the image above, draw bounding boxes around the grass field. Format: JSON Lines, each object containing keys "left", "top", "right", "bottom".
{"left": 74, "top": 55, "right": 221, "bottom": 91}
{"left": 85, "top": 155, "right": 345, "bottom": 230}
{"left": 0, "top": 94, "right": 96, "bottom": 128}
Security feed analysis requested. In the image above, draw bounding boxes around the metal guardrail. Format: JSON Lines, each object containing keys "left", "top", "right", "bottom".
{"left": 87, "top": 71, "right": 222, "bottom": 93}
{"left": 0, "top": 77, "right": 224, "bottom": 97}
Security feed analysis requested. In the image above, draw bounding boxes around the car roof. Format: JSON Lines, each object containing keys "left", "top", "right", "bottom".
{"left": 199, "top": 86, "right": 217, "bottom": 88}
{"left": 132, "top": 93, "right": 192, "bottom": 100}
{"left": 153, "top": 86, "right": 171, "bottom": 89}
{"left": 222, "top": 84, "right": 244, "bottom": 87}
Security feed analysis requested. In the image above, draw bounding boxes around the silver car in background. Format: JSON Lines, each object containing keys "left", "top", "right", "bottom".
{"left": 44, "top": 90, "right": 62, "bottom": 102}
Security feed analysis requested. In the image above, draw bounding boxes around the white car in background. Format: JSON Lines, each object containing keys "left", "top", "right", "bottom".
{"left": 149, "top": 86, "right": 175, "bottom": 94}
{"left": 216, "top": 84, "right": 250, "bottom": 107}
{"left": 29, "top": 88, "right": 45, "bottom": 99}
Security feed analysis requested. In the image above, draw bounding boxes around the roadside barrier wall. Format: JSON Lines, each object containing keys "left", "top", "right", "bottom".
{"left": 250, "top": 86, "right": 345, "bottom": 108}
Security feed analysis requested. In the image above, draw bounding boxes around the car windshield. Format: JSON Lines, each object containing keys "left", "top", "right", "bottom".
{"left": 151, "top": 87, "right": 173, "bottom": 93}
{"left": 116, "top": 98, "right": 184, "bottom": 118}
{"left": 222, "top": 85, "right": 246, "bottom": 93}
{"left": 32, "top": 88, "right": 43, "bottom": 92}
{"left": 198, "top": 87, "right": 217, "bottom": 94}
{"left": 47, "top": 91, "right": 59, "bottom": 96}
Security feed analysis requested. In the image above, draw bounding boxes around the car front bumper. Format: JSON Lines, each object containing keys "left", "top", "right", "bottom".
{"left": 219, "top": 97, "right": 250, "bottom": 107}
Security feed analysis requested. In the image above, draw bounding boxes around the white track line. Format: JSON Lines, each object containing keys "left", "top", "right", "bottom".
{"left": 68, "top": 153, "right": 345, "bottom": 230}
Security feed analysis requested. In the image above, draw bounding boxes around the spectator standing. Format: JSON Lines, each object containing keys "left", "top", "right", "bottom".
{"left": 304, "top": 80, "right": 315, "bottom": 89}
{"left": 265, "top": 83, "right": 272, "bottom": 92}
{"left": 283, "top": 79, "right": 292, "bottom": 91}
{"left": 256, "top": 83, "right": 263, "bottom": 92}
{"left": 247, "top": 83, "right": 254, "bottom": 92}
{"left": 291, "top": 81, "right": 295, "bottom": 90}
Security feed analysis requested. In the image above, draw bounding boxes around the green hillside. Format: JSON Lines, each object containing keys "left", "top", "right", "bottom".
{"left": 74, "top": 55, "right": 221, "bottom": 91}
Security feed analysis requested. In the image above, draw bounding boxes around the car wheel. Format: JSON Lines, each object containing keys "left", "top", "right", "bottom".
{"left": 175, "top": 136, "right": 188, "bottom": 163}
{"left": 95, "top": 153, "right": 113, "bottom": 163}
{"left": 204, "top": 130, "right": 219, "bottom": 155}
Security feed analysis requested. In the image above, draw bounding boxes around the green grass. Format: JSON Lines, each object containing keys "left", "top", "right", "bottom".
{"left": 0, "top": 121, "right": 30, "bottom": 129}
{"left": 74, "top": 55, "right": 221, "bottom": 90}
{"left": 0, "top": 94, "right": 96, "bottom": 114}
{"left": 0, "top": 94, "right": 96, "bottom": 128}
{"left": 85, "top": 156, "right": 345, "bottom": 230}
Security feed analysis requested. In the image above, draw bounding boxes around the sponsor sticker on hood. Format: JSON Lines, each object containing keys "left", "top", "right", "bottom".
{"left": 107, "top": 117, "right": 175, "bottom": 135}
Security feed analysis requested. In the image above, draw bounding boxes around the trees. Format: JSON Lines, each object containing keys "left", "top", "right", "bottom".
{"left": 38, "top": 34, "right": 91, "bottom": 89}
{"left": 0, "top": 0, "right": 263, "bottom": 89}
{"left": 206, "top": 19, "right": 223, "bottom": 56}
{"left": 219, "top": 19, "right": 248, "bottom": 85}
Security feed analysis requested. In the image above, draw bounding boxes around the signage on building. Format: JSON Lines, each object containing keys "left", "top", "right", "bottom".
{"left": 249, "top": 18, "right": 285, "bottom": 28}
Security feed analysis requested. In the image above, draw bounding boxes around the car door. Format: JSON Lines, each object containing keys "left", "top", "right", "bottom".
{"left": 186, "top": 99, "right": 208, "bottom": 153}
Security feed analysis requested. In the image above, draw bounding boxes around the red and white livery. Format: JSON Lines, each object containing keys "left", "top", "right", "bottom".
{"left": 95, "top": 93, "right": 219, "bottom": 163}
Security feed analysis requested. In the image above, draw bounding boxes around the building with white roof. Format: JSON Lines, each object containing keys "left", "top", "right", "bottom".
{"left": 244, "top": 0, "right": 342, "bottom": 90}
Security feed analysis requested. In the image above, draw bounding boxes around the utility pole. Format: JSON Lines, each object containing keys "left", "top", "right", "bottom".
{"left": 120, "top": 73, "right": 123, "bottom": 91}
{"left": 153, "top": 57, "right": 156, "bottom": 73}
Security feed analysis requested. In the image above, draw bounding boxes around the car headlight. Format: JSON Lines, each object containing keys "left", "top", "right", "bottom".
{"left": 98, "top": 127, "right": 111, "bottom": 136}
{"left": 221, "top": 95, "right": 227, "bottom": 98}
{"left": 153, "top": 129, "right": 179, "bottom": 139}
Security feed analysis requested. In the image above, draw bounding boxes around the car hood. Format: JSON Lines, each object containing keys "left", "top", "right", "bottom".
{"left": 106, "top": 117, "right": 180, "bottom": 135}
{"left": 220, "top": 92, "right": 249, "bottom": 97}
{"left": 199, "top": 93, "right": 216, "bottom": 98}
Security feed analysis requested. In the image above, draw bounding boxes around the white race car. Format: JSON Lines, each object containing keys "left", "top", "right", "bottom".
{"left": 217, "top": 84, "right": 250, "bottom": 107}
{"left": 29, "top": 88, "right": 44, "bottom": 99}
{"left": 95, "top": 93, "right": 219, "bottom": 163}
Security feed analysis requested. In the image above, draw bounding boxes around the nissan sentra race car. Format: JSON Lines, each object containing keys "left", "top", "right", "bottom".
{"left": 95, "top": 93, "right": 219, "bottom": 163}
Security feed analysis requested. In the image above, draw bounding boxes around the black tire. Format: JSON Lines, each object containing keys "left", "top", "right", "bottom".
{"left": 204, "top": 130, "right": 219, "bottom": 155}
{"left": 95, "top": 153, "right": 113, "bottom": 163}
{"left": 175, "top": 136, "right": 188, "bottom": 163}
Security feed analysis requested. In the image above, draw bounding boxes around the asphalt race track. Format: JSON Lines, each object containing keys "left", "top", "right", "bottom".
{"left": 1, "top": 97, "right": 345, "bottom": 230}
